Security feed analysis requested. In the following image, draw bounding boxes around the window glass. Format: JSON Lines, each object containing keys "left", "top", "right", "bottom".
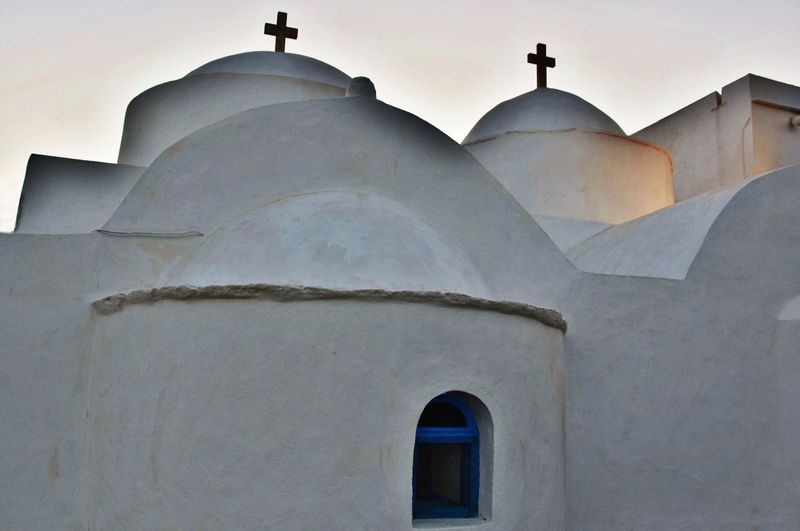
{"left": 415, "top": 443, "right": 467, "bottom": 508}
{"left": 413, "top": 394, "right": 479, "bottom": 520}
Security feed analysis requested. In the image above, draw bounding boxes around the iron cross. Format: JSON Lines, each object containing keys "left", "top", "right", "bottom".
{"left": 264, "top": 11, "right": 298, "bottom": 53}
{"left": 527, "top": 43, "right": 556, "bottom": 88}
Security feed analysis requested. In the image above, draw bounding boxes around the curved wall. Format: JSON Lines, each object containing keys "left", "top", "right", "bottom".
{"left": 118, "top": 74, "right": 347, "bottom": 166}
{"left": 168, "top": 191, "right": 490, "bottom": 295}
{"left": 88, "top": 295, "right": 565, "bottom": 530}
{"left": 466, "top": 130, "right": 674, "bottom": 224}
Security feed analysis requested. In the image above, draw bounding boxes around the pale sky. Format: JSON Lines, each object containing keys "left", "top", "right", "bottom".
{"left": 1, "top": 0, "right": 798, "bottom": 231}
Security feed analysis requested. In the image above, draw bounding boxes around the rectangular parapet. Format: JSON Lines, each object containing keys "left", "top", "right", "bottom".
{"left": 15, "top": 154, "right": 145, "bottom": 234}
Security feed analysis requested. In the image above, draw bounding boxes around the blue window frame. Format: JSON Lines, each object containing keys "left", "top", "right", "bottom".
{"left": 413, "top": 394, "right": 479, "bottom": 519}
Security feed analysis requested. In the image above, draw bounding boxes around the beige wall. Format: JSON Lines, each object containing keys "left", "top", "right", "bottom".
{"left": 466, "top": 130, "right": 674, "bottom": 224}
{"left": 118, "top": 74, "right": 345, "bottom": 167}
{"left": 634, "top": 76, "right": 756, "bottom": 202}
{"left": 89, "top": 297, "right": 566, "bottom": 530}
{"left": 636, "top": 75, "right": 800, "bottom": 203}
{"left": 752, "top": 102, "right": 800, "bottom": 175}
{"left": 635, "top": 92, "right": 724, "bottom": 201}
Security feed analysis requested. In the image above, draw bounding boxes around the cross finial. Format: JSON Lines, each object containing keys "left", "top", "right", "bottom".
{"left": 527, "top": 43, "right": 556, "bottom": 88}
{"left": 264, "top": 11, "right": 298, "bottom": 53}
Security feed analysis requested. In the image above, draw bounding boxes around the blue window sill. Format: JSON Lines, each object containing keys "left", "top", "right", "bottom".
{"left": 413, "top": 517, "right": 489, "bottom": 529}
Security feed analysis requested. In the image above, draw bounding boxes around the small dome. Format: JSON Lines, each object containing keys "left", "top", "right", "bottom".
{"left": 169, "top": 191, "right": 488, "bottom": 294}
{"left": 346, "top": 76, "right": 376, "bottom": 98}
{"left": 463, "top": 88, "right": 624, "bottom": 144}
{"left": 186, "top": 51, "right": 351, "bottom": 88}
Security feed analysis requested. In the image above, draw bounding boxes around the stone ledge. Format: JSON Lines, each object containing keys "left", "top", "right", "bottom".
{"left": 92, "top": 284, "right": 567, "bottom": 332}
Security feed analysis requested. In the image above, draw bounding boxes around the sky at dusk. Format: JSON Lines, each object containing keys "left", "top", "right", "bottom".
{"left": 1, "top": 0, "right": 798, "bottom": 230}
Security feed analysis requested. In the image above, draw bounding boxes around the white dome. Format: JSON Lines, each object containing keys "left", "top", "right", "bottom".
{"left": 463, "top": 88, "right": 673, "bottom": 224}
{"left": 118, "top": 52, "right": 351, "bottom": 166}
{"left": 186, "top": 52, "right": 351, "bottom": 88}
{"left": 170, "top": 191, "right": 488, "bottom": 293}
{"left": 106, "top": 96, "right": 571, "bottom": 297}
{"left": 463, "top": 88, "right": 624, "bottom": 144}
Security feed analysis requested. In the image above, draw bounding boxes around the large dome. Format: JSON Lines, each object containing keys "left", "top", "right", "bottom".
{"left": 104, "top": 96, "right": 571, "bottom": 298}
{"left": 118, "top": 52, "right": 351, "bottom": 166}
{"left": 186, "top": 51, "right": 351, "bottom": 88}
{"left": 463, "top": 88, "right": 624, "bottom": 145}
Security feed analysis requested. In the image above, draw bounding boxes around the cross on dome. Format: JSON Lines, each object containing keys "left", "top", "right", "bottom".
{"left": 527, "top": 43, "right": 556, "bottom": 88}
{"left": 264, "top": 11, "right": 298, "bottom": 53}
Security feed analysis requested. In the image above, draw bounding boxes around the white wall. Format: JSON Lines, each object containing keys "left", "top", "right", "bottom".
{"left": 558, "top": 166, "right": 800, "bottom": 530}
{"left": 635, "top": 92, "right": 723, "bottom": 201}
{"left": 88, "top": 297, "right": 566, "bottom": 530}
{"left": 466, "top": 130, "right": 674, "bottom": 224}
{"left": 118, "top": 74, "right": 346, "bottom": 166}
{"left": 752, "top": 103, "right": 800, "bottom": 175}
{"left": 636, "top": 75, "right": 800, "bottom": 202}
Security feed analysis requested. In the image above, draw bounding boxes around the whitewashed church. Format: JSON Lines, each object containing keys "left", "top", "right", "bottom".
{"left": 2, "top": 12, "right": 800, "bottom": 530}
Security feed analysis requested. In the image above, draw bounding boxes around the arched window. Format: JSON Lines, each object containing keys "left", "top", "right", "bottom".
{"left": 413, "top": 393, "right": 479, "bottom": 519}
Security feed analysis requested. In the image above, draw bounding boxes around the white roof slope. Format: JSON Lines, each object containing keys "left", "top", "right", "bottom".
{"left": 533, "top": 215, "right": 613, "bottom": 252}
{"left": 566, "top": 178, "right": 755, "bottom": 279}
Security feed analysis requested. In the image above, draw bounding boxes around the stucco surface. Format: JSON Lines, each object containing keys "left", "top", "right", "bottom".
{"left": 106, "top": 96, "right": 575, "bottom": 303}
{"left": 635, "top": 74, "right": 800, "bottom": 202}
{"left": 465, "top": 130, "right": 674, "bottom": 224}
{"left": 118, "top": 73, "right": 348, "bottom": 166}
{"left": 0, "top": 232, "right": 175, "bottom": 530}
{"left": 186, "top": 51, "right": 351, "bottom": 87}
{"left": 752, "top": 103, "right": 800, "bottom": 175}
{"left": 532, "top": 215, "right": 613, "bottom": 252}
{"left": 463, "top": 88, "right": 624, "bottom": 144}
{"left": 779, "top": 295, "right": 800, "bottom": 320}
{"left": 3, "top": 53, "right": 800, "bottom": 531}
{"left": 750, "top": 74, "right": 800, "bottom": 112}
{"left": 566, "top": 178, "right": 749, "bottom": 279}
{"left": 635, "top": 92, "right": 724, "bottom": 201}
{"left": 15, "top": 155, "right": 144, "bottom": 233}
{"left": 168, "top": 191, "right": 489, "bottom": 294}
{"left": 89, "top": 298, "right": 566, "bottom": 530}
{"left": 774, "top": 320, "right": 800, "bottom": 511}
{"left": 561, "top": 165, "right": 800, "bottom": 529}
{"left": 634, "top": 76, "right": 754, "bottom": 200}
